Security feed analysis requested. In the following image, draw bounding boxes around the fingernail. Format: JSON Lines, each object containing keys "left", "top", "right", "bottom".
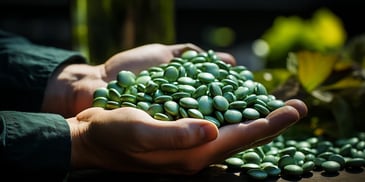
{"left": 200, "top": 123, "right": 218, "bottom": 141}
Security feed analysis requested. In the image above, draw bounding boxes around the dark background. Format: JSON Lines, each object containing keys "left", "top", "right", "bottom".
{"left": 0, "top": 0, "right": 363, "bottom": 68}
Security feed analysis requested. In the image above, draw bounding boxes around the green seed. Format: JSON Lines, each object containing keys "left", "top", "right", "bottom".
{"left": 181, "top": 50, "right": 198, "bottom": 60}
{"left": 321, "top": 161, "right": 341, "bottom": 173}
{"left": 154, "top": 95, "right": 173, "bottom": 103}
{"left": 106, "top": 100, "right": 120, "bottom": 110}
{"left": 263, "top": 165, "right": 281, "bottom": 177}
{"left": 302, "top": 161, "right": 315, "bottom": 173}
{"left": 120, "top": 94, "right": 137, "bottom": 103}
{"left": 177, "top": 76, "right": 196, "bottom": 85}
{"left": 136, "top": 101, "right": 151, "bottom": 111}
{"left": 121, "top": 102, "right": 136, "bottom": 108}
{"left": 94, "top": 87, "right": 109, "bottom": 98}
{"left": 345, "top": 158, "right": 365, "bottom": 168}
{"left": 179, "top": 97, "right": 199, "bottom": 109}
{"left": 154, "top": 113, "right": 171, "bottom": 121}
{"left": 254, "top": 103, "right": 270, "bottom": 116}
{"left": 242, "top": 152, "right": 262, "bottom": 164}
{"left": 204, "top": 116, "right": 221, "bottom": 128}
{"left": 136, "top": 75, "right": 151, "bottom": 85}
{"left": 278, "top": 155, "right": 295, "bottom": 169}
{"left": 192, "top": 85, "right": 208, "bottom": 98}
{"left": 107, "top": 88, "right": 121, "bottom": 101}
{"left": 267, "top": 100, "right": 285, "bottom": 111}
{"left": 171, "top": 92, "right": 191, "bottom": 100}
{"left": 247, "top": 169, "right": 268, "bottom": 180}
{"left": 242, "top": 108, "right": 260, "bottom": 120}
{"left": 160, "top": 83, "right": 178, "bottom": 93}
{"left": 255, "top": 82, "right": 268, "bottom": 95}
{"left": 198, "top": 96, "right": 214, "bottom": 115}
{"left": 117, "top": 70, "right": 136, "bottom": 88}
{"left": 92, "top": 97, "right": 108, "bottom": 108}
{"left": 224, "top": 109, "right": 242, "bottom": 124}
{"left": 223, "top": 92, "right": 237, "bottom": 103}
{"left": 283, "top": 164, "right": 303, "bottom": 176}
{"left": 198, "top": 72, "right": 215, "bottom": 83}
{"left": 164, "top": 66, "right": 179, "bottom": 82}
{"left": 164, "top": 100, "right": 179, "bottom": 116}
{"left": 213, "top": 95, "right": 229, "bottom": 112}
{"left": 209, "top": 82, "right": 222, "bottom": 96}
{"left": 187, "top": 109, "right": 204, "bottom": 119}
{"left": 147, "top": 104, "right": 164, "bottom": 116}
{"left": 241, "top": 163, "right": 261, "bottom": 172}
{"left": 178, "top": 84, "right": 196, "bottom": 94}
{"left": 225, "top": 157, "right": 244, "bottom": 170}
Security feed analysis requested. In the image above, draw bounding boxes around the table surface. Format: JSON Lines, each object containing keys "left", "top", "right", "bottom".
{"left": 67, "top": 164, "right": 365, "bottom": 182}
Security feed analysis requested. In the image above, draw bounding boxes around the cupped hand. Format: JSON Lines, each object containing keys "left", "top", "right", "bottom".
{"left": 68, "top": 99, "right": 307, "bottom": 175}
{"left": 42, "top": 43, "right": 236, "bottom": 117}
{"left": 102, "top": 43, "right": 236, "bottom": 81}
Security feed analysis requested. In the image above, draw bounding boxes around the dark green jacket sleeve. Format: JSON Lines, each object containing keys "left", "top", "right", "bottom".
{"left": 0, "top": 30, "right": 86, "bottom": 112}
{"left": 0, "top": 111, "right": 71, "bottom": 180}
{"left": 0, "top": 30, "right": 87, "bottom": 180}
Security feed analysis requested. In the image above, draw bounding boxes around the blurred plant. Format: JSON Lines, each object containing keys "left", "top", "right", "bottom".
{"left": 252, "top": 8, "right": 346, "bottom": 68}
{"left": 252, "top": 8, "right": 365, "bottom": 139}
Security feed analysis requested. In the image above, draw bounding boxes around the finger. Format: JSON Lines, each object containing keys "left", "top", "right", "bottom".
{"left": 215, "top": 52, "right": 237, "bottom": 66}
{"left": 285, "top": 99, "right": 308, "bottom": 119}
{"left": 169, "top": 43, "right": 204, "bottom": 57}
{"left": 127, "top": 100, "right": 306, "bottom": 172}
{"left": 204, "top": 102, "right": 302, "bottom": 158}
{"left": 137, "top": 117, "right": 219, "bottom": 151}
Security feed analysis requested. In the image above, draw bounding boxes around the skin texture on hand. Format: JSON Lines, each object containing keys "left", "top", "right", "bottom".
{"left": 41, "top": 43, "right": 236, "bottom": 117}
{"left": 68, "top": 99, "right": 307, "bottom": 175}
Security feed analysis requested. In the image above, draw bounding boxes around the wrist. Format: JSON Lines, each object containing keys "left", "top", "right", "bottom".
{"left": 67, "top": 117, "right": 94, "bottom": 169}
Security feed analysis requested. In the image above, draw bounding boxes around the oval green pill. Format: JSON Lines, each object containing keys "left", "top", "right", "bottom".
{"left": 247, "top": 169, "right": 268, "bottom": 180}
{"left": 179, "top": 97, "right": 198, "bottom": 109}
{"left": 187, "top": 109, "right": 204, "bottom": 119}
{"left": 224, "top": 109, "right": 242, "bottom": 124}
{"left": 94, "top": 87, "right": 109, "bottom": 98}
{"left": 154, "top": 113, "right": 171, "bottom": 121}
{"left": 117, "top": 70, "right": 136, "bottom": 88}
{"left": 204, "top": 116, "right": 221, "bottom": 128}
{"left": 106, "top": 100, "right": 120, "bottom": 110}
{"left": 164, "top": 66, "right": 179, "bottom": 82}
{"left": 164, "top": 100, "right": 179, "bottom": 116}
{"left": 225, "top": 157, "right": 244, "bottom": 170}
{"left": 283, "top": 164, "right": 303, "bottom": 176}
{"left": 198, "top": 96, "right": 214, "bottom": 115}
{"left": 108, "top": 88, "right": 121, "bottom": 102}
{"left": 92, "top": 97, "right": 108, "bottom": 108}
{"left": 181, "top": 50, "right": 198, "bottom": 60}
{"left": 198, "top": 72, "right": 215, "bottom": 83}
{"left": 213, "top": 95, "right": 229, "bottom": 112}
{"left": 321, "top": 161, "right": 341, "bottom": 173}
{"left": 242, "top": 108, "right": 260, "bottom": 120}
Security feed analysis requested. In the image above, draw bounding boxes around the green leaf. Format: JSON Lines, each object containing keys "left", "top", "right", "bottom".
{"left": 296, "top": 51, "right": 337, "bottom": 92}
{"left": 319, "top": 76, "right": 364, "bottom": 91}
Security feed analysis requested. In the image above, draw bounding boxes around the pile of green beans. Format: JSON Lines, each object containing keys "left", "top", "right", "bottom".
{"left": 92, "top": 49, "right": 285, "bottom": 127}
{"left": 224, "top": 132, "right": 365, "bottom": 180}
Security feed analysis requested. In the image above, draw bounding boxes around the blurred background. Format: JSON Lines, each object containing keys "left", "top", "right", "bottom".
{"left": 0, "top": 0, "right": 362, "bottom": 67}
{"left": 1, "top": 0, "right": 364, "bottom": 139}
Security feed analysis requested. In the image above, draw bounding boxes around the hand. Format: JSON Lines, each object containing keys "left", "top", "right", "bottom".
{"left": 41, "top": 43, "right": 236, "bottom": 117}
{"left": 68, "top": 99, "right": 307, "bottom": 175}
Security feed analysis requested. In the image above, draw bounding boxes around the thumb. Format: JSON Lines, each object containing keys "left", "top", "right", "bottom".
{"left": 140, "top": 118, "right": 218, "bottom": 150}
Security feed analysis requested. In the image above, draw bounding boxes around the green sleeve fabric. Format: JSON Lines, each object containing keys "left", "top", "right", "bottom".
{"left": 0, "top": 30, "right": 86, "bottom": 112}
{"left": 0, "top": 111, "right": 71, "bottom": 180}
{"left": 0, "top": 30, "right": 87, "bottom": 180}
